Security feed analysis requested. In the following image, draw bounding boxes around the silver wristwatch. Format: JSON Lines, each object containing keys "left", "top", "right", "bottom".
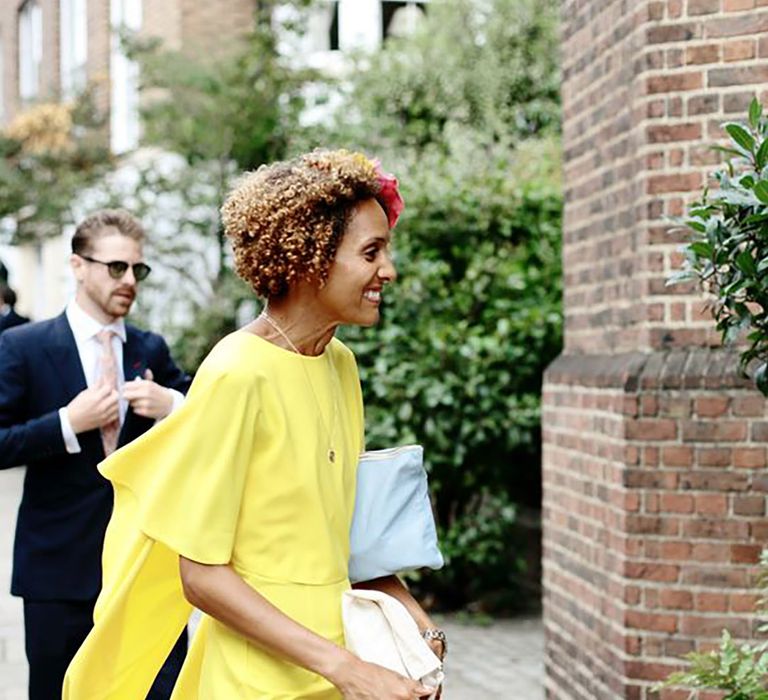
{"left": 421, "top": 627, "right": 447, "bottom": 655}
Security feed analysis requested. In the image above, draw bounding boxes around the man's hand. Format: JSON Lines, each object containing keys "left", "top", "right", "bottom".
{"left": 122, "top": 368, "right": 174, "bottom": 419}
{"left": 66, "top": 384, "right": 120, "bottom": 434}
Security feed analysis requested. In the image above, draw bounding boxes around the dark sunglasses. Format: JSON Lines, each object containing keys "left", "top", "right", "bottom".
{"left": 80, "top": 255, "right": 151, "bottom": 281}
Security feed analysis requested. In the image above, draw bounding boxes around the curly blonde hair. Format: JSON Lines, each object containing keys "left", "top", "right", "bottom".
{"left": 221, "top": 149, "right": 383, "bottom": 298}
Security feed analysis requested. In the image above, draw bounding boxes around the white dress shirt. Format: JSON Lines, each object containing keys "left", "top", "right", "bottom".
{"left": 58, "top": 300, "right": 183, "bottom": 453}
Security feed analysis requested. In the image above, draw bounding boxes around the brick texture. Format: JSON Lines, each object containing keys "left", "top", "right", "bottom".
{"left": 544, "top": 351, "right": 765, "bottom": 699}
{"left": 561, "top": 0, "right": 768, "bottom": 355}
{"left": 548, "top": 2, "right": 768, "bottom": 698}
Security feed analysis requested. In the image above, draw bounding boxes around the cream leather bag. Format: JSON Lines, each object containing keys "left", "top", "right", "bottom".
{"left": 342, "top": 589, "right": 444, "bottom": 699}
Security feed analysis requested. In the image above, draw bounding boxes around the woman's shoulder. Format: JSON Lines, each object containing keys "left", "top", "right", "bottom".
{"left": 328, "top": 337, "right": 357, "bottom": 367}
{"left": 193, "top": 331, "right": 270, "bottom": 386}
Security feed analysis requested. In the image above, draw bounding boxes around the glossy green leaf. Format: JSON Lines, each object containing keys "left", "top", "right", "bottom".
{"left": 690, "top": 241, "right": 714, "bottom": 258}
{"left": 754, "top": 180, "right": 768, "bottom": 204}
{"left": 726, "top": 123, "right": 757, "bottom": 154}
{"left": 756, "top": 139, "right": 768, "bottom": 171}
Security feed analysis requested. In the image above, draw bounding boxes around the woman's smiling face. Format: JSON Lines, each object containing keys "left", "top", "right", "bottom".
{"left": 317, "top": 198, "right": 397, "bottom": 327}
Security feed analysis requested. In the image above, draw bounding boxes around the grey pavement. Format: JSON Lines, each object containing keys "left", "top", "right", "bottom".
{"left": 0, "top": 466, "right": 543, "bottom": 699}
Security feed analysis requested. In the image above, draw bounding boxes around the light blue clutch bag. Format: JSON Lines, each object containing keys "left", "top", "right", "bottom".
{"left": 348, "top": 444, "right": 444, "bottom": 584}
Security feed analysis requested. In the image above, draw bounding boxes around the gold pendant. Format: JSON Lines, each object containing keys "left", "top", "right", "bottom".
{"left": 329, "top": 449, "right": 336, "bottom": 463}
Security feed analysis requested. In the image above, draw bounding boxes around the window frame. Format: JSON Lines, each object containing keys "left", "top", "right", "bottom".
{"left": 59, "top": 0, "right": 88, "bottom": 98}
{"left": 18, "top": 0, "right": 43, "bottom": 101}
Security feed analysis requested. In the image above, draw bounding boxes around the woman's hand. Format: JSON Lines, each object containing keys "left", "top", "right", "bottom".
{"left": 331, "top": 656, "right": 435, "bottom": 699}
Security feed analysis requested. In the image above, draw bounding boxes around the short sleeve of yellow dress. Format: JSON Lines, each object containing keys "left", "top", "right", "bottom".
{"left": 63, "top": 331, "right": 365, "bottom": 700}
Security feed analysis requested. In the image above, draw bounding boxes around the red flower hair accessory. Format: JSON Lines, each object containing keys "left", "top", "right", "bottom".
{"left": 372, "top": 159, "right": 404, "bottom": 229}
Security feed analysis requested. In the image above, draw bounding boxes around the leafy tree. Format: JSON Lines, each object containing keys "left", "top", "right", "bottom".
{"left": 309, "top": 0, "right": 559, "bottom": 153}
{"left": 0, "top": 91, "right": 111, "bottom": 244}
{"left": 126, "top": 6, "right": 313, "bottom": 170}
{"left": 338, "top": 137, "right": 562, "bottom": 609}
{"left": 110, "top": 4, "right": 317, "bottom": 366}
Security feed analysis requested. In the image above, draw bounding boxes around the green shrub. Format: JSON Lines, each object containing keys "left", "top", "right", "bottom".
{"left": 339, "top": 138, "right": 562, "bottom": 609}
{"left": 303, "top": 0, "right": 563, "bottom": 610}
{"left": 671, "top": 97, "right": 768, "bottom": 394}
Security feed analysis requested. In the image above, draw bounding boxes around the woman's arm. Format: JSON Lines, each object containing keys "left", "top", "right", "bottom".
{"left": 352, "top": 575, "right": 446, "bottom": 660}
{"left": 179, "top": 557, "right": 436, "bottom": 700}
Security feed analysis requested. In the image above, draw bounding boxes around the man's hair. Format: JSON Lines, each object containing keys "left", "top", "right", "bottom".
{"left": 71, "top": 209, "right": 145, "bottom": 256}
{"left": 0, "top": 284, "right": 16, "bottom": 307}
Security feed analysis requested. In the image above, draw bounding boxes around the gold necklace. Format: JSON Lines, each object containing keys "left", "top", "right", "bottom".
{"left": 259, "top": 311, "right": 341, "bottom": 464}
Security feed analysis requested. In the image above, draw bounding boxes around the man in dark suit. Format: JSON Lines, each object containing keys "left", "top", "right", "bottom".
{"left": 0, "top": 284, "right": 30, "bottom": 334}
{"left": 0, "top": 209, "right": 191, "bottom": 700}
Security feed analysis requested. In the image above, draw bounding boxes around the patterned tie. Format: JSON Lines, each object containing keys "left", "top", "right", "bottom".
{"left": 97, "top": 329, "right": 120, "bottom": 456}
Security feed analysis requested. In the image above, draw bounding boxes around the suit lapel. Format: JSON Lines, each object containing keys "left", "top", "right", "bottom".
{"left": 44, "top": 313, "right": 88, "bottom": 400}
{"left": 119, "top": 327, "right": 149, "bottom": 446}
{"left": 122, "top": 328, "right": 147, "bottom": 384}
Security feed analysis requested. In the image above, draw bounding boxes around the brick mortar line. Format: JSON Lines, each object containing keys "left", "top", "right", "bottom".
{"left": 544, "top": 613, "right": 628, "bottom": 676}
{"left": 544, "top": 492, "right": 651, "bottom": 528}
{"left": 560, "top": 206, "right": 680, "bottom": 231}
{"left": 546, "top": 522, "right": 764, "bottom": 555}
{"left": 545, "top": 477, "right": 767, "bottom": 507}
{"left": 544, "top": 420, "right": 768, "bottom": 446}
{"left": 545, "top": 555, "right": 759, "bottom": 598}
{"left": 565, "top": 93, "right": 766, "bottom": 151}
{"left": 640, "top": 58, "right": 768, "bottom": 73}
{"left": 545, "top": 498, "right": 766, "bottom": 537}
{"left": 545, "top": 567, "right": 760, "bottom": 621}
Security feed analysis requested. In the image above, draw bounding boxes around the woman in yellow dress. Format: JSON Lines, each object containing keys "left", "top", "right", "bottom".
{"left": 64, "top": 149, "right": 444, "bottom": 699}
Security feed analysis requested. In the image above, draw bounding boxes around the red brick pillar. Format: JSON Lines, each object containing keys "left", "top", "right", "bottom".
{"left": 544, "top": 2, "right": 768, "bottom": 698}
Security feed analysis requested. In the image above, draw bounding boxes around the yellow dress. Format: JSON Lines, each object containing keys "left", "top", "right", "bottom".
{"left": 64, "top": 331, "right": 364, "bottom": 699}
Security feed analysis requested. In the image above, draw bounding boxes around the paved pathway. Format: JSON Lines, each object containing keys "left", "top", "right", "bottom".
{"left": 0, "top": 467, "right": 544, "bottom": 699}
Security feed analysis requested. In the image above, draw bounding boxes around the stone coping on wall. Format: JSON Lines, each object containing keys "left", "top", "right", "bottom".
{"left": 545, "top": 348, "right": 755, "bottom": 393}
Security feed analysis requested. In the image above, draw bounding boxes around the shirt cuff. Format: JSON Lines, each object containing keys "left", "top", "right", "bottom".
{"left": 58, "top": 407, "right": 82, "bottom": 454}
{"left": 156, "top": 388, "right": 185, "bottom": 422}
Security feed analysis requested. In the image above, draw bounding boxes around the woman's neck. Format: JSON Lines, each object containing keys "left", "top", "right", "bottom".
{"left": 248, "top": 300, "right": 337, "bottom": 357}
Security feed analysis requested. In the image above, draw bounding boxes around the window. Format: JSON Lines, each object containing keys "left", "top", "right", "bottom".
{"left": 381, "top": 1, "right": 427, "bottom": 40}
{"left": 306, "top": 1, "right": 340, "bottom": 52}
{"left": 60, "top": 0, "right": 88, "bottom": 98}
{"left": 334, "top": 0, "right": 381, "bottom": 53}
{"left": 109, "top": 0, "right": 142, "bottom": 153}
{"left": 18, "top": 0, "right": 43, "bottom": 100}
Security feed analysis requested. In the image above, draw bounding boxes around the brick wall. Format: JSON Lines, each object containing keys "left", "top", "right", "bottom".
{"left": 546, "top": 1, "right": 768, "bottom": 698}
{"left": 142, "top": 0, "right": 256, "bottom": 58}
{"left": 87, "top": 0, "right": 110, "bottom": 119}
{"left": 179, "top": 0, "right": 256, "bottom": 58}
{"left": 561, "top": 0, "right": 768, "bottom": 355}
{"left": 544, "top": 352, "right": 766, "bottom": 699}
{"left": 142, "top": 0, "right": 183, "bottom": 52}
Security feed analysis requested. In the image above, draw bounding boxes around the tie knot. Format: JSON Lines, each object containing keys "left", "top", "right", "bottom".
{"left": 97, "top": 329, "right": 115, "bottom": 346}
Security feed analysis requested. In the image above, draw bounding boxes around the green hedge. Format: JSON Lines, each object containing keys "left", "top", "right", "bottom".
{"left": 339, "top": 139, "right": 562, "bottom": 609}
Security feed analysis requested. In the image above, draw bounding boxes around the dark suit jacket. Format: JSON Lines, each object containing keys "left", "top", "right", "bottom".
{"left": 0, "top": 312, "right": 191, "bottom": 600}
{"left": 0, "top": 309, "right": 30, "bottom": 334}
